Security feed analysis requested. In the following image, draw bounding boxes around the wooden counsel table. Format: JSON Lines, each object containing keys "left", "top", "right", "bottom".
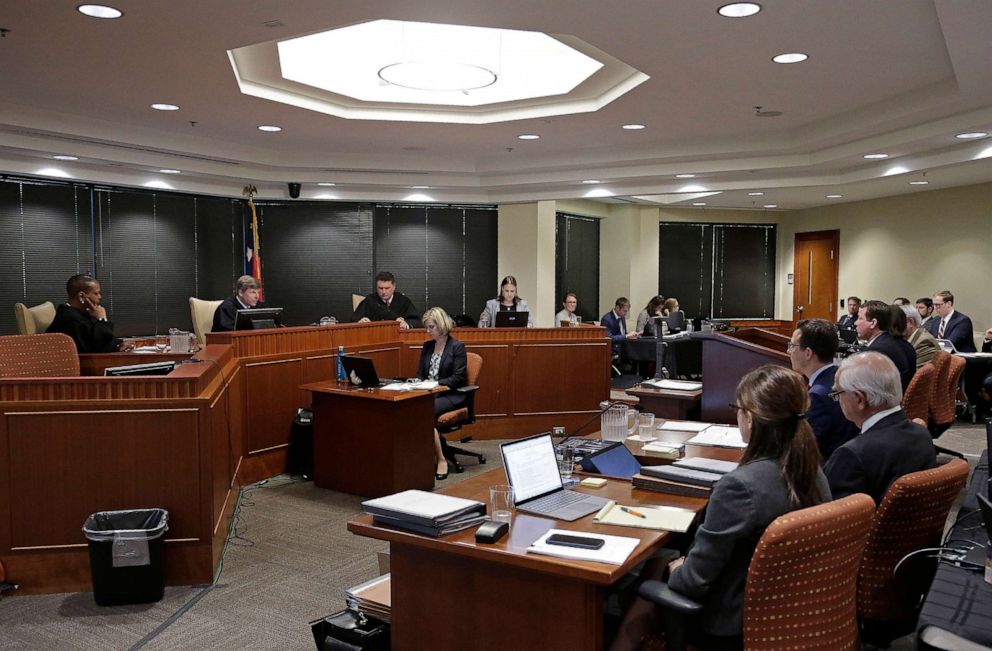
{"left": 300, "top": 381, "right": 444, "bottom": 497}
{"left": 349, "top": 427, "right": 744, "bottom": 651}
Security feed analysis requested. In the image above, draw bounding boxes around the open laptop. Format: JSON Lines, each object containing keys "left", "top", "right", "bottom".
{"left": 340, "top": 356, "right": 394, "bottom": 387}
{"left": 837, "top": 326, "right": 859, "bottom": 345}
{"left": 500, "top": 433, "right": 610, "bottom": 521}
{"left": 935, "top": 338, "right": 957, "bottom": 354}
{"left": 494, "top": 311, "right": 529, "bottom": 328}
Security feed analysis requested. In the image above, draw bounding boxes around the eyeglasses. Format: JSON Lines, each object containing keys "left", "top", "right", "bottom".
{"left": 933, "top": 302, "right": 945, "bottom": 307}
{"left": 828, "top": 389, "right": 846, "bottom": 402}
{"left": 786, "top": 342, "right": 800, "bottom": 352}
{"left": 728, "top": 403, "right": 746, "bottom": 413}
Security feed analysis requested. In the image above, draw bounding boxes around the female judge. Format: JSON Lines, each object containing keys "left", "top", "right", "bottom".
{"left": 478, "top": 275, "right": 534, "bottom": 327}
{"left": 417, "top": 307, "right": 468, "bottom": 480}
{"left": 611, "top": 365, "right": 829, "bottom": 651}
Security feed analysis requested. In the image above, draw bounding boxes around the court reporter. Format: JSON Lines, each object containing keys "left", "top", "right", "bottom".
{"left": 415, "top": 307, "right": 468, "bottom": 480}
{"left": 556, "top": 292, "right": 580, "bottom": 326}
{"left": 610, "top": 365, "right": 829, "bottom": 651}
{"left": 478, "top": 275, "right": 533, "bottom": 327}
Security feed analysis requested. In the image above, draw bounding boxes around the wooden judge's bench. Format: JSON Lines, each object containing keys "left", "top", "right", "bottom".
{"left": 0, "top": 322, "right": 611, "bottom": 594}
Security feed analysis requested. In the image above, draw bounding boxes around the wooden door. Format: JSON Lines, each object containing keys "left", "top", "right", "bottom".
{"left": 793, "top": 230, "right": 839, "bottom": 322}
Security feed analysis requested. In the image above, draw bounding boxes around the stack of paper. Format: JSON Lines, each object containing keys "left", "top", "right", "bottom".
{"left": 672, "top": 458, "right": 738, "bottom": 474}
{"left": 527, "top": 529, "right": 640, "bottom": 565}
{"left": 659, "top": 421, "right": 711, "bottom": 433}
{"left": 640, "top": 441, "right": 685, "bottom": 459}
{"left": 641, "top": 464, "right": 724, "bottom": 487}
{"left": 632, "top": 473, "right": 711, "bottom": 499}
{"left": 592, "top": 500, "right": 696, "bottom": 532}
{"left": 380, "top": 380, "right": 439, "bottom": 391}
{"left": 641, "top": 378, "right": 703, "bottom": 391}
{"left": 345, "top": 574, "right": 391, "bottom": 624}
{"left": 362, "top": 490, "right": 486, "bottom": 537}
{"left": 685, "top": 425, "right": 746, "bottom": 448}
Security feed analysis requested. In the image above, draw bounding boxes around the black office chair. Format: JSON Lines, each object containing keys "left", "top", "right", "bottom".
{"left": 437, "top": 352, "right": 486, "bottom": 473}
{"left": 666, "top": 311, "right": 686, "bottom": 333}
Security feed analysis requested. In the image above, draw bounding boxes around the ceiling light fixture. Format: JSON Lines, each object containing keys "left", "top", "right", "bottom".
{"left": 158, "top": 169, "right": 181, "bottom": 174}
{"left": 410, "top": 185, "right": 430, "bottom": 189}
{"left": 863, "top": 153, "right": 889, "bottom": 159}
{"left": 908, "top": 180, "right": 929, "bottom": 185}
{"left": 956, "top": 131, "right": 989, "bottom": 140}
{"left": 37, "top": 167, "right": 72, "bottom": 179}
{"left": 144, "top": 180, "right": 173, "bottom": 189}
{"left": 763, "top": 204, "right": 778, "bottom": 208}
{"left": 150, "top": 103, "right": 179, "bottom": 111}
{"left": 582, "top": 180, "right": 601, "bottom": 184}
{"left": 317, "top": 182, "right": 336, "bottom": 186}
{"left": 747, "top": 191, "right": 764, "bottom": 196}
{"left": 826, "top": 194, "right": 843, "bottom": 198}
{"left": 77, "top": 4, "right": 122, "bottom": 19}
{"left": 718, "top": 3, "right": 762, "bottom": 18}
{"left": 517, "top": 134, "right": 540, "bottom": 140}
{"left": 584, "top": 188, "right": 614, "bottom": 198}
{"left": 379, "top": 62, "right": 497, "bottom": 92}
{"left": 52, "top": 155, "right": 79, "bottom": 161}
{"left": 692, "top": 202, "right": 707, "bottom": 206}
{"left": 621, "top": 124, "right": 646, "bottom": 130}
{"left": 675, "top": 173, "right": 696, "bottom": 178}
{"left": 772, "top": 52, "right": 808, "bottom": 64}
{"left": 258, "top": 125, "right": 282, "bottom": 132}
{"left": 404, "top": 192, "right": 434, "bottom": 202}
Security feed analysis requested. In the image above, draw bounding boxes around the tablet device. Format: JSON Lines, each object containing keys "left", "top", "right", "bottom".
{"left": 578, "top": 441, "right": 641, "bottom": 478}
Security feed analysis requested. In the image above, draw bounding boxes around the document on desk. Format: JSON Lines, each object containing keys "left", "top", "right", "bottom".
{"left": 528, "top": 529, "right": 640, "bottom": 565}
{"left": 685, "top": 425, "right": 746, "bottom": 448}
{"left": 641, "top": 378, "right": 703, "bottom": 391}
{"left": 362, "top": 490, "right": 484, "bottom": 526}
{"left": 659, "top": 420, "right": 711, "bottom": 432}
{"left": 379, "top": 380, "right": 440, "bottom": 391}
{"left": 592, "top": 500, "right": 696, "bottom": 532}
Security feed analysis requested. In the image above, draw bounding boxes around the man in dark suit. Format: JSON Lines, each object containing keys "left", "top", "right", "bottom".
{"left": 788, "top": 319, "right": 859, "bottom": 460}
{"left": 915, "top": 297, "right": 935, "bottom": 329}
{"left": 824, "top": 352, "right": 936, "bottom": 504}
{"left": 352, "top": 271, "right": 420, "bottom": 329}
{"left": 925, "top": 290, "right": 976, "bottom": 352}
{"left": 601, "top": 297, "right": 637, "bottom": 356}
{"left": 837, "top": 296, "right": 861, "bottom": 329}
{"left": 47, "top": 274, "right": 117, "bottom": 352}
{"left": 857, "top": 300, "right": 915, "bottom": 391}
{"left": 213, "top": 275, "right": 268, "bottom": 332}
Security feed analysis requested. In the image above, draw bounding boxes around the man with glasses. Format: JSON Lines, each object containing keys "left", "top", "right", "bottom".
{"left": 823, "top": 352, "right": 936, "bottom": 504}
{"left": 787, "top": 319, "right": 858, "bottom": 460}
{"left": 925, "top": 290, "right": 976, "bottom": 352}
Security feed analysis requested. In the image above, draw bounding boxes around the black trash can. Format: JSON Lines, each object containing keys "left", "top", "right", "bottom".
{"left": 82, "top": 508, "right": 169, "bottom": 606}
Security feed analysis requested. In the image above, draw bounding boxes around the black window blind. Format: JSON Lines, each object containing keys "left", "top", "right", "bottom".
{"left": 555, "top": 213, "right": 600, "bottom": 322}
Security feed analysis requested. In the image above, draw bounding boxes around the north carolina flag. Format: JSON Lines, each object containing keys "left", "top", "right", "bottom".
{"left": 246, "top": 197, "right": 264, "bottom": 301}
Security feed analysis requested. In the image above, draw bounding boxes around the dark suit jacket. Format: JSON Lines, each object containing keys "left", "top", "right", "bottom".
{"left": 807, "top": 365, "right": 859, "bottom": 460}
{"left": 868, "top": 332, "right": 916, "bottom": 391}
{"left": 47, "top": 303, "right": 116, "bottom": 353}
{"left": 837, "top": 314, "right": 857, "bottom": 328}
{"left": 416, "top": 337, "right": 467, "bottom": 390}
{"left": 668, "top": 458, "right": 830, "bottom": 637}
{"left": 926, "top": 310, "right": 977, "bottom": 352}
{"left": 352, "top": 292, "right": 420, "bottom": 328}
{"left": 212, "top": 296, "right": 268, "bottom": 332}
{"left": 823, "top": 409, "right": 936, "bottom": 504}
{"left": 600, "top": 310, "right": 627, "bottom": 354}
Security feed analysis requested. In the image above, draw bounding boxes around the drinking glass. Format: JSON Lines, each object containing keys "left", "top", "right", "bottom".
{"left": 489, "top": 484, "right": 514, "bottom": 523}
{"left": 155, "top": 334, "right": 169, "bottom": 353}
{"left": 556, "top": 446, "right": 575, "bottom": 481}
{"left": 574, "top": 316, "right": 582, "bottom": 326}
{"left": 638, "top": 412, "right": 656, "bottom": 441}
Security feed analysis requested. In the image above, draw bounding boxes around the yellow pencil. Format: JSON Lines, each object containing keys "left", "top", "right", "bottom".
{"left": 620, "top": 505, "right": 646, "bottom": 519}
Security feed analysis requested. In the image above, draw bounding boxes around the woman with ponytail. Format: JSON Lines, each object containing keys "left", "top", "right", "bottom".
{"left": 611, "top": 365, "right": 830, "bottom": 651}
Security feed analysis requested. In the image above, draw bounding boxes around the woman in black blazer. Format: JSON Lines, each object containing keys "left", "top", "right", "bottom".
{"left": 417, "top": 307, "right": 468, "bottom": 480}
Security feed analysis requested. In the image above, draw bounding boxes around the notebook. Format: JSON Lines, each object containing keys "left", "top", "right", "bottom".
{"left": 500, "top": 433, "right": 610, "bottom": 521}
{"left": 592, "top": 500, "right": 696, "bottom": 532}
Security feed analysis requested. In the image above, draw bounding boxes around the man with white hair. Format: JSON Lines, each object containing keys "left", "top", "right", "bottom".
{"left": 900, "top": 304, "right": 938, "bottom": 368}
{"left": 823, "top": 352, "right": 936, "bottom": 503}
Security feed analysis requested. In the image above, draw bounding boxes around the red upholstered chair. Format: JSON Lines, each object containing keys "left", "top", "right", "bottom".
{"left": 901, "top": 362, "right": 935, "bottom": 422}
{"left": 637, "top": 493, "right": 876, "bottom": 651}
{"left": 437, "top": 352, "right": 486, "bottom": 473}
{"left": 857, "top": 458, "right": 969, "bottom": 646}
{"left": 0, "top": 333, "right": 80, "bottom": 377}
{"left": 927, "top": 350, "right": 952, "bottom": 432}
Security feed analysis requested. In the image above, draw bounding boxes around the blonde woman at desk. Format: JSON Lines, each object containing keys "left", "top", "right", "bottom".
{"left": 610, "top": 365, "right": 829, "bottom": 651}
{"left": 416, "top": 307, "right": 468, "bottom": 481}
{"left": 478, "top": 275, "right": 533, "bottom": 327}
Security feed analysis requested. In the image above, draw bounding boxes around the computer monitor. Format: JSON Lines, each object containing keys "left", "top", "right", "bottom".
{"left": 104, "top": 361, "right": 176, "bottom": 376}
{"left": 666, "top": 311, "right": 686, "bottom": 333}
{"left": 837, "top": 327, "right": 858, "bottom": 344}
{"left": 494, "top": 311, "right": 528, "bottom": 328}
{"left": 643, "top": 315, "right": 664, "bottom": 338}
{"left": 235, "top": 307, "right": 283, "bottom": 330}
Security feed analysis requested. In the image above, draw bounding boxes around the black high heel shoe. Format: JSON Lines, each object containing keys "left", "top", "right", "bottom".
{"left": 435, "top": 464, "right": 449, "bottom": 481}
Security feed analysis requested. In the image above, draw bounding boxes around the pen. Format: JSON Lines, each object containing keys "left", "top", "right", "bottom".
{"left": 620, "top": 506, "right": 646, "bottom": 519}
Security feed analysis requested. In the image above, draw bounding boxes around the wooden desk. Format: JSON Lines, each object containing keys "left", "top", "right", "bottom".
{"left": 301, "top": 381, "right": 443, "bottom": 497}
{"left": 349, "top": 468, "right": 709, "bottom": 651}
{"left": 623, "top": 425, "right": 746, "bottom": 466}
{"left": 625, "top": 386, "right": 701, "bottom": 420}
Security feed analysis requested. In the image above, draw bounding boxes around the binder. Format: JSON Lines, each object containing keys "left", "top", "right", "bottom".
{"left": 640, "top": 464, "right": 724, "bottom": 487}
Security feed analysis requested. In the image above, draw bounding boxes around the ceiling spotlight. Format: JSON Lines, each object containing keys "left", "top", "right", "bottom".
{"left": 772, "top": 52, "right": 808, "bottom": 64}
{"left": 150, "top": 103, "right": 179, "bottom": 111}
{"left": 317, "top": 182, "right": 336, "bottom": 186}
{"left": 622, "top": 124, "right": 646, "bottom": 130}
{"left": 692, "top": 202, "right": 707, "bottom": 206}
{"left": 410, "top": 185, "right": 430, "bottom": 189}
{"left": 675, "top": 174, "right": 696, "bottom": 179}
{"left": 763, "top": 204, "right": 778, "bottom": 208}
{"left": 747, "top": 192, "right": 764, "bottom": 196}
{"left": 908, "top": 180, "right": 929, "bottom": 185}
{"left": 718, "top": 3, "right": 761, "bottom": 17}
{"left": 52, "top": 155, "right": 79, "bottom": 161}
{"left": 158, "top": 169, "right": 181, "bottom": 174}
{"left": 955, "top": 131, "right": 989, "bottom": 140}
{"left": 37, "top": 167, "right": 72, "bottom": 179}
{"left": 144, "top": 180, "right": 173, "bottom": 189}
{"left": 826, "top": 194, "right": 843, "bottom": 198}
{"left": 77, "top": 4, "right": 122, "bottom": 19}
{"left": 582, "top": 180, "right": 601, "bottom": 184}
{"left": 258, "top": 125, "right": 282, "bottom": 132}
{"left": 517, "top": 134, "right": 540, "bottom": 140}
{"left": 863, "top": 153, "right": 889, "bottom": 159}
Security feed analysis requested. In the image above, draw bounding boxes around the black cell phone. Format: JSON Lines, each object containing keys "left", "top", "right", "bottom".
{"left": 546, "top": 533, "right": 605, "bottom": 550}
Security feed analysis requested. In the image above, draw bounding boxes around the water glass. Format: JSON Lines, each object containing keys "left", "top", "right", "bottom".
{"left": 638, "top": 412, "right": 656, "bottom": 441}
{"left": 154, "top": 334, "right": 169, "bottom": 353}
{"left": 556, "top": 446, "right": 575, "bottom": 481}
{"left": 574, "top": 315, "right": 582, "bottom": 326}
{"left": 170, "top": 330, "right": 190, "bottom": 353}
{"left": 489, "top": 484, "right": 514, "bottom": 523}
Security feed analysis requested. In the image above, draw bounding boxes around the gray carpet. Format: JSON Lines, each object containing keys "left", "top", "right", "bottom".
{"left": 0, "top": 426, "right": 985, "bottom": 650}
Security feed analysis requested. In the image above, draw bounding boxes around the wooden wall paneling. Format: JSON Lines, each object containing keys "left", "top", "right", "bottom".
{"left": 303, "top": 353, "right": 335, "bottom": 385}
{"left": 511, "top": 342, "right": 609, "bottom": 414}
{"left": 0, "top": 411, "right": 10, "bottom": 553}
{"left": 244, "top": 358, "right": 304, "bottom": 453}
{"left": 463, "top": 344, "right": 511, "bottom": 416}
{"left": 352, "top": 345, "right": 402, "bottom": 379}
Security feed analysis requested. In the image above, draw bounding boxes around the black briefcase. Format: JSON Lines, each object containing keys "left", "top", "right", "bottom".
{"left": 287, "top": 408, "right": 314, "bottom": 478}
{"left": 309, "top": 609, "right": 389, "bottom": 651}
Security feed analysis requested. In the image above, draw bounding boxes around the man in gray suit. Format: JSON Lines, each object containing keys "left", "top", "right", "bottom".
{"left": 900, "top": 305, "right": 938, "bottom": 368}
{"left": 823, "top": 352, "right": 936, "bottom": 504}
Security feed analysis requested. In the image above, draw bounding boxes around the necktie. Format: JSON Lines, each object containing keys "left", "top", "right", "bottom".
{"left": 938, "top": 318, "right": 946, "bottom": 338}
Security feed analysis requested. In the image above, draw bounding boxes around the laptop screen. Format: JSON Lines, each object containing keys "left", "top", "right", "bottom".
{"left": 500, "top": 434, "right": 563, "bottom": 503}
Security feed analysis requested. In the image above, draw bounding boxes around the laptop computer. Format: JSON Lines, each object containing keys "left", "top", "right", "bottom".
{"left": 340, "top": 356, "right": 393, "bottom": 387}
{"left": 500, "top": 433, "right": 610, "bottom": 521}
{"left": 837, "top": 327, "right": 859, "bottom": 345}
{"left": 494, "top": 311, "right": 529, "bottom": 328}
{"left": 935, "top": 338, "right": 957, "bottom": 354}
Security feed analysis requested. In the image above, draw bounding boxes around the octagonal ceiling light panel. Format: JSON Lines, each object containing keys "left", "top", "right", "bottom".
{"left": 229, "top": 19, "right": 649, "bottom": 124}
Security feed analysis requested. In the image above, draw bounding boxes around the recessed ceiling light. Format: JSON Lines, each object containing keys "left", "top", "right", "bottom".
{"left": 622, "top": 124, "right": 646, "bottom": 130}
{"left": 258, "top": 125, "right": 282, "bottom": 132}
{"left": 718, "top": 3, "right": 762, "bottom": 18}
{"left": 37, "top": 167, "right": 72, "bottom": 179}
{"left": 747, "top": 191, "right": 764, "bottom": 196}
{"left": 317, "top": 182, "right": 336, "bottom": 186}
{"left": 772, "top": 52, "right": 808, "bottom": 64}
{"left": 410, "top": 185, "right": 430, "bottom": 189}
{"left": 584, "top": 188, "right": 614, "bottom": 198}
{"left": 675, "top": 173, "right": 696, "bottom": 179}
{"left": 517, "top": 134, "right": 540, "bottom": 140}
{"left": 908, "top": 180, "right": 929, "bottom": 185}
{"left": 692, "top": 202, "right": 707, "bottom": 206}
{"left": 52, "top": 155, "right": 79, "bottom": 161}
{"left": 158, "top": 169, "right": 181, "bottom": 174}
{"left": 582, "top": 179, "right": 601, "bottom": 184}
{"left": 763, "top": 204, "right": 778, "bottom": 208}
{"left": 863, "top": 153, "right": 889, "bottom": 159}
{"left": 404, "top": 193, "right": 434, "bottom": 202}
{"left": 150, "top": 103, "right": 179, "bottom": 111}
{"left": 315, "top": 192, "right": 339, "bottom": 200}
{"left": 826, "top": 194, "right": 843, "bottom": 198}
{"left": 77, "top": 4, "right": 122, "bottom": 19}
{"left": 144, "top": 180, "right": 173, "bottom": 190}
{"left": 956, "top": 131, "right": 989, "bottom": 140}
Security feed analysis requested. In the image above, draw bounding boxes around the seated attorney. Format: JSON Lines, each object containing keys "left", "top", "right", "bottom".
{"left": 555, "top": 292, "right": 579, "bottom": 327}
{"left": 900, "top": 305, "right": 938, "bottom": 368}
{"left": 601, "top": 297, "right": 637, "bottom": 355}
{"left": 213, "top": 275, "right": 267, "bottom": 332}
{"left": 926, "top": 290, "right": 977, "bottom": 352}
{"left": 415, "top": 307, "right": 468, "bottom": 480}
{"left": 47, "top": 273, "right": 117, "bottom": 353}
{"left": 478, "top": 275, "right": 533, "bottom": 327}
{"left": 856, "top": 300, "right": 915, "bottom": 391}
{"left": 352, "top": 271, "right": 419, "bottom": 329}
{"left": 611, "top": 365, "right": 829, "bottom": 651}
{"left": 635, "top": 295, "right": 666, "bottom": 334}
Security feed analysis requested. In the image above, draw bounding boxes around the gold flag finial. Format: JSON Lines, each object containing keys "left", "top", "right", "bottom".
{"left": 242, "top": 184, "right": 257, "bottom": 200}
